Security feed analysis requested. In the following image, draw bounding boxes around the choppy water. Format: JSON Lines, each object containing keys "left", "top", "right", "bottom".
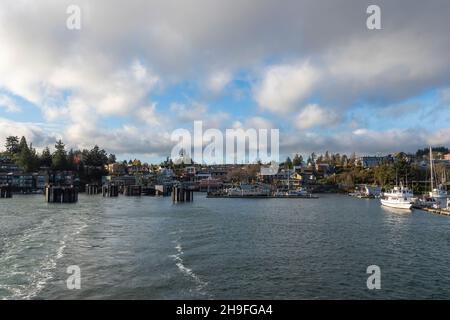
{"left": 1, "top": 193, "right": 450, "bottom": 299}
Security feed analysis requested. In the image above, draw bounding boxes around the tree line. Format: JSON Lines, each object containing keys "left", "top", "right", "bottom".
{"left": 2, "top": 136, "right": 116, "bottom": 179}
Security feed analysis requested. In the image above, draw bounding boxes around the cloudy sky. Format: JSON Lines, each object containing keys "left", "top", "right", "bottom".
{"left": 0, "top": 0, "right": 449, "bottom": 163}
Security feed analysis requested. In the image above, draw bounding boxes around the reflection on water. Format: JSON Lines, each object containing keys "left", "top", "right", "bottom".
{"left": 381, "top": 206, "right": 412, "bottom": 216}
{"left": 1, "top": 193, "right": 450, "bottom": 299}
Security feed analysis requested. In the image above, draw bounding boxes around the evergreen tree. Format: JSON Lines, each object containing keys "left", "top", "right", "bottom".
{"left": 5, "top": 136, "right": 20, "bottom": 155}
{"left": 52, "top": 140, "right": 69, "bottom": 170}
{"left": 284, "top": 156, "right": 293, "bottom": 169}
{"left": 292, "top": 154, "right": 303, "bottom": 166}
{"left": 40, "top": 146, "right": 52, "bottom": 167}
{"left": 107, "top": 153, "right": 116, "bottom": 164}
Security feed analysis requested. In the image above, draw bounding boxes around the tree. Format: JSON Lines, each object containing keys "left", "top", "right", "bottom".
{"left": 107, "top": 153, "right": 116, "bottom": 164}
{"left": 15, "top": 137, "right": 39, "bottom": 172}
{"left": 284, "top": 156, "right": 293, "bottom": 169}
{"left": 5, "top": 136, "right": 20, "bottom": 155}
{"left": 341, "top": 154, "right": 348, "bottom": 167}
{"left": 84, "top": 145, "right": 108, "bottom": 167}
{"left": 324, "top": 151, "right": 330, "bottom": 163}
{"left": 40, "top": 147, "right": 52, "bottom": 167}
{"left": 52, "top": 140, "right": 69, "bottom": 170}
{"left": 293, "top": 154, "right": 303, "bottom": 166}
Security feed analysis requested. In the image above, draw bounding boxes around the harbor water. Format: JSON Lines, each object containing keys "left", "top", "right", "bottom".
{"left": 1, "top": 193, "right": 450, "bottom": 299}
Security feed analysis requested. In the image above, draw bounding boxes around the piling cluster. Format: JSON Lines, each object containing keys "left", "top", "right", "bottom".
{"left": 102, "top": 184, "right": 119, "bottom": 197}
{"left": 86, "top": 184, "right": 101, "bottom": 195}
{"left": 124, "top": 185, "right": 142, "bottom": 196}
{"left": 45, "top": 185, "right": 78, "bottom": 203}
{"left": 0, "top": 184, "right": 12, "bottom": 198}
{"left": 172, "top": 186, "right": 194, "bottom": 203}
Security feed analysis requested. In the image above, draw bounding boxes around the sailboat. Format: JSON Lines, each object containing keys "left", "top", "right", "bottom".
{"left": 427, "top": 147, "right": 448, "bottom": 208}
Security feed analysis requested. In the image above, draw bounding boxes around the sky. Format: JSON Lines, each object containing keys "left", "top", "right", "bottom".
{"left": 0, "top": 0, "right": 449, "bottom": 163}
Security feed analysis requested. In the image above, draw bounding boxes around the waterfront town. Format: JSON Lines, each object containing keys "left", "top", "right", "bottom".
{"left": 1, "top": 136, "right": 449, "bottom": 205}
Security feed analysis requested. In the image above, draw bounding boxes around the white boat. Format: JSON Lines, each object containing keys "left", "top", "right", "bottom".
{"left": 380, "top": 185, "right": 414, "bottom": 209}
{"left": 226, "top": 184, "right": 271, "bottom": 197}
{"left": 288, "top": 188, "right": 309, "bottom": 196}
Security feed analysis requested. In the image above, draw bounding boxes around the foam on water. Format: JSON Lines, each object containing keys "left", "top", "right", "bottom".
{"left": 170, "top": 239, "right": 209, "bottom": 296}
{"left": 0, "top": 218, "right": 88, "bottom": 300}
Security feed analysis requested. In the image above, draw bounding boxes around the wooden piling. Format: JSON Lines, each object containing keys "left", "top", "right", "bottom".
{"left": 0, "top": 184, "right": 12, "bottom": 198}
{"left": 102, "top": 184, "right": 119, "bottom": 197}
{"left": 172, "top": 186, "right": 193, "bottom": 203}
{"left": 86, "top": 184, "right": 101, "bottom": 195}
{"left": 124, "top": 185, "right": 142, "bottom": 196}
{"left": 45, "top": 185, "right": 78, "bottom": 203}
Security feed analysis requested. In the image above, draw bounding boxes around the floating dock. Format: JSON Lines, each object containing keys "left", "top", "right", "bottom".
{"left": 0, "top": 184, "right": 12, "bottom": 198}
{"left": 413, "top": 205, "right": 450, "bottom": 217}
{"left": 45, "top": 185, "right": 78, "bottom": 203}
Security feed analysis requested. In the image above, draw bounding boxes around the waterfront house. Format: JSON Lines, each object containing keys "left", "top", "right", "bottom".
{"left": 355, "top": 155, "right": 393, "bottom": 168}
{"left": 107, "top": 163, "right": 126, "bottom": 175}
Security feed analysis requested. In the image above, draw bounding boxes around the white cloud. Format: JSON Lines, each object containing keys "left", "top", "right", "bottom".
{"left": 136, "top": 103, "right": 162, "bottom": 126}
{"left": 0, "top": 94, "right": 21, "bottom": 112}
{"left": 254, "top": 62, "right": 319, "bottom": 113}
{"left": 295, "top": 104, "right": 338, "bottom": 130}
{"left": 0, "top": 0, "right": 450, "bottom": 159}
{"left": 0, "top": 118, "right": 58, "bottom": 148}
{"left": 206, "top": 70, "right": 232, "bottom": 94}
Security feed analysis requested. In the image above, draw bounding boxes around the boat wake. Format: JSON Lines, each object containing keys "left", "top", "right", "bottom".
{"left": 170, "top": 239, "right": 209, "bottom": 297}
{"left": 0, "top": 220, "right": 88, "bottom": 300}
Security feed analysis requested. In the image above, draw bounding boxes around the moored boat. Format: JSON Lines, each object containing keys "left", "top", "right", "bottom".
{"left": 380, "top": 185, "right": 414, "bottom": 209}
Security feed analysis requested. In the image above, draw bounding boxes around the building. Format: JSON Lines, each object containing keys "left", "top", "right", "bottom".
{"left": 445, "top": 154, "right": 450, "bottom": 161}
{"left": 0, "top": 157, "right": 19, "bottom": 173}
{"left": 356, "top": 156, "right": 392, "bottom": 168}
{"left": 199, "top": 178, "right": 223, "bottom": 192}
{"left": 107, "top": 163, "right": 126, "bottom": 175}
{"left": 0, "top": 172, "right": 48, "bottom": 192}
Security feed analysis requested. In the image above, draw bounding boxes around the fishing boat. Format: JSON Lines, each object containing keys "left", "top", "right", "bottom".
{"left": 380, "top": 184, "right": 414, "bottom": 209}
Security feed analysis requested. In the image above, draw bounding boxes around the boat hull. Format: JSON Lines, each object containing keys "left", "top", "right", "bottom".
{"left": 380, "top": 199, "right": 412, "bottom": 209}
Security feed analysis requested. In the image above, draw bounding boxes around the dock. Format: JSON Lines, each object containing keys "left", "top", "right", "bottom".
{"left": 206, "top": 194, "right": 318, "bottom": 199}
{"left": 413, "top": 205, "right": 450, "bottom": 217}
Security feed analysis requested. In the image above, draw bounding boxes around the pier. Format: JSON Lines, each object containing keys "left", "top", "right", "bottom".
{"left": 0, "top": 184, "right": 12, "bottom": 198}
{"left": 155, "top": 184, "right": 171, "bottom": 196}
{"left": 172, "top": 186, "right": 194, "bottom": 203}
{"left": 124, "top": 185, "right": 142, "bottom": 196}
{"left": 45, "top": 185, "right": 78, "bottom": 203}
{"left": 414, "top": 205, "right": 450, "bottom": 217}
{"left": 102, "top": 184, "right": 119, "bottom": 197}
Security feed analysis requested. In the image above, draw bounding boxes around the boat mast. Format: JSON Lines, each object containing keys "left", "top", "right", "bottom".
{"left": 430, "top": 146, "right": 434, "bottom": 191}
